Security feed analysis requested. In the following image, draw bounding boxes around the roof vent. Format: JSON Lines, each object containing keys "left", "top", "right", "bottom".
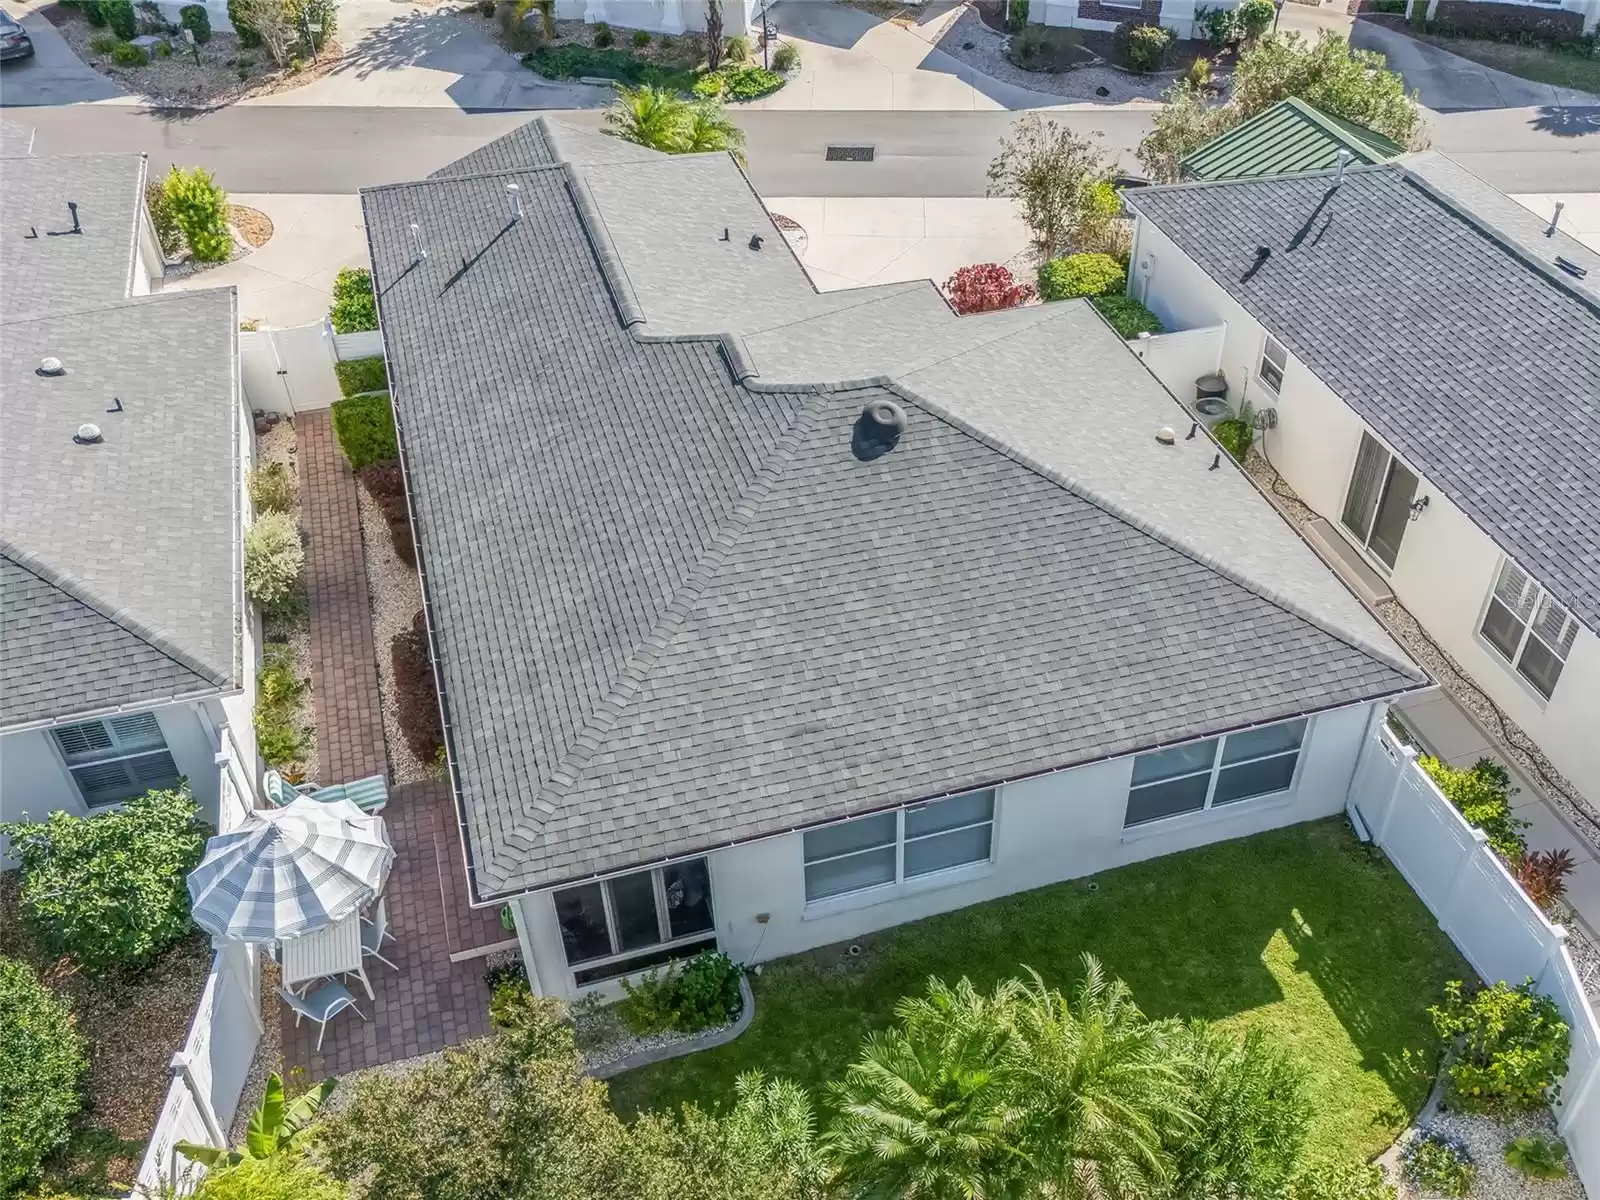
{"left": 1155, "top": 426, "right": 1176, "bottom": 445}
{"left": 507, "top": 182, "right": 523, "bottom": 223}
{"left": 1333, "top": 148, "right": 1352, "bottom": 186}
{"left": 74, "top": 423, "right": 103, "bottom": 445}
{"left": 852, "top": 398, "right": 906, "bottom": 462}
{"left": 38, "top": 356, "right": 64, "bottom": 376}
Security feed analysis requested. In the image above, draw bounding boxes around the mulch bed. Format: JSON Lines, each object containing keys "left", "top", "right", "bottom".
{"left": 229, "top": 204, "right": 274, "bottom": 249}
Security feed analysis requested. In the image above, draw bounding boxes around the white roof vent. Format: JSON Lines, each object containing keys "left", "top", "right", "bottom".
{"left": 38, "top": 356, "right": 64, "bottom": 376}
{"left": 74, "top": 423, "right": 103, "bottom": 445}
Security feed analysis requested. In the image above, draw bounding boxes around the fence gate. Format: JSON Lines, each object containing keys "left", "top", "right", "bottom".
{"left": 239, "top": 323, "right": 342, "bottom": 415}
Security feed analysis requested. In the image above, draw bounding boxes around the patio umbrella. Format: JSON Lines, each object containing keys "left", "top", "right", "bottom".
{"left": 187, "top": 796, "right": 394, "bottom": 943}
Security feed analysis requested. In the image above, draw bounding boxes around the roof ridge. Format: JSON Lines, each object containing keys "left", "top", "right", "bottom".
{"left": 1128, "top": 159, "right": 1392, "bottom": 202}
{"left": 0, "top": 539, "right": 229, "bottom": 688}
{"left": 489, "top": 389, "right": 825, "bottom": 870}
{"left": 868, "top": 379, "right": 1424, "bottom": 683}
{"left": 0, "top": 285, "right": 235, "bottom": 327}
{"left": 361, "top": 160, "right": 572, "bottom": 197}
{"left": 1280, "top": 97, "right": 1401, "bottom": 155}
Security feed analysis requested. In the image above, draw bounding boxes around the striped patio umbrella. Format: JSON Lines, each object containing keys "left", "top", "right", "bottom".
{"left": 187, "top": 797, "right": 394, "bottom": 943}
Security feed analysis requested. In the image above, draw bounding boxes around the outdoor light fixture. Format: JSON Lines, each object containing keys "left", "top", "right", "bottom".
{"left": 1408, "top": 495, "right": 1431, "bottom": 522}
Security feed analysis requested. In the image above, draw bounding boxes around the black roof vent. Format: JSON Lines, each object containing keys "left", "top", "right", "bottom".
{"left": 852, "top": 399, "right": 906, "bottom": 462}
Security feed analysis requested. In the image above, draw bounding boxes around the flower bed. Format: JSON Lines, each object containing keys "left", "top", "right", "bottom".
{"left": 254, "top": 417, "right": 317, "bottom": 785}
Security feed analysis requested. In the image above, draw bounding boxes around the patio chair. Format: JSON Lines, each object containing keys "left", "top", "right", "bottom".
{"left": 360, "top": 897, "right": 398, "bottom": 971}
{"left": 279, "top": 981, "right": 366, "bottom": 1051}
{"left": 264, "top": 769, "right": 388, "bottom": 815}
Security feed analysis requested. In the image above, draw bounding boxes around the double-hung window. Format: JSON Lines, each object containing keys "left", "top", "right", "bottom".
{"left": 51, "top": 712, "right": 183, "bottom": 808}
{"left": 1480, "top": 559, "right": 1579, "bottom": 700}
{"left": 552, "top": 858, "right": 716, "bottom": 985}
{"left": 803, "top": 788, "right": 996, "bottom": 903}
{"left": 1257, "top": 335, "right": 1289, "bottom": 395}
{"left": 1124, "top": 718, "right": 1307, "bottom": 828}
{"left": 1340, "top": 432, "right": 1418, "bottom": 570}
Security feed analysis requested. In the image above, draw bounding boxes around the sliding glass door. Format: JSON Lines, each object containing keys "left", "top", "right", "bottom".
{"left": 1340, "top": 432, "right": 1417, "bottom": 569}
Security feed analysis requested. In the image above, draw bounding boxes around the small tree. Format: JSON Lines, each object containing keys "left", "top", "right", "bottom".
{"left": 1430, "top": 979, "right": 1570, "bottom": 1114}
{"left": 942, "top": 263, "right": 1035, "bottom": 315}
{"left": 233, "top": 0, "right": 297, "bottom": 67}
{"left": 329, "top": 266, "right": 378, "bottom": 334}
{"left": 1138, "top": 78, "right": 1240, "bottom": 183}
{"left": 704, "top": 0, "right": 724, "bottom": 71}
{"left": 0, "top": 788, "right": 204, "bottom": 976}
{"left": 244, "top": 510, "right": 306, "bottom": 612}
{"left": 1232, "top": 30, "right": 1425, "bottom": 148}
{"left": 162, "top": 166, "right": 231, "bottom": 263}
{"left": 0, "top": 957, "right": 87, "bottom": 1193}
{"left": 987, "top": 113, "right": 1111, "bottom": 262}
{"left": 179, "top": 1073, "right": 334, "bottom": 1166}
{"left": 681, "top": 101, "right": 746, "bottom": 164}
{"left": 179, "top": 3, "right": 212, "bottom": 42}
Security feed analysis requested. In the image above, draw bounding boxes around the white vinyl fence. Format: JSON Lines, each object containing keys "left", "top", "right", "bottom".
{"left": 240, "top": 320, "right": 385, "bottom": 416}
{"left": 1349, "top": 722, "right": 1600, "bottom": 1191}
{"left": 132, "top": 731, "right": 265, "bottom": 1197}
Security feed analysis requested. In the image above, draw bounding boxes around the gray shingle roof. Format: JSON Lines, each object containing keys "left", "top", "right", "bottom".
{"left": 364, "top": 121, "right": 1425, "bottom": 899}
{"left": 1, "top": 118, "right": 36, "bottom": 157}
{"left": 1, "top": 289, "right": 241, "bottom": 728}
{"left": 1124, "top": 160, "right": 1600, "bottom": 633}
{"left": 0, "top": 153, "right": 146, "bottom": 321}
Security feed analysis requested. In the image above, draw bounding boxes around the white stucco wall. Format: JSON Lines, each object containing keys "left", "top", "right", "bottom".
{"left": 516, "top": 701, "right": 1376, "bottom": 999}
{"left": 556, "top": 0, "right": 751, "bottom": 37}
{"left": 1133, "top": 216, "right": 1600, "bottom": 805}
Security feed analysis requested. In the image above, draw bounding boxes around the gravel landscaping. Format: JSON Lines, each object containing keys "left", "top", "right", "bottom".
{"left": 256, "top": 417, "right": 319, "bottom": 785}
{"left": 1388, "top": 1107, "right": 1586, "bottom": 1200}
{"left": 933, "top": 7, "right": 1174, "bottom": 102}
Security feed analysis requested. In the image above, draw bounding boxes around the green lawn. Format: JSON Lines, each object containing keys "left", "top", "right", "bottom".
{"left": 607, "top": 819, "right": 1470, "bottom": 1164}
{"left": 1405, "top": 27, "right": 1600, "bottom": 94}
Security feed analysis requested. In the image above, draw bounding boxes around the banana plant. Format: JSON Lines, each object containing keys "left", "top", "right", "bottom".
{"left": 176, "top": 1072, "right": 335, "bottom": 1166}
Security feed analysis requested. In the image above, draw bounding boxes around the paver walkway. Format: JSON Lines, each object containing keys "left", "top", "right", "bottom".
{"left": 284, "top": 410, "right": 504, "bottom": 1078}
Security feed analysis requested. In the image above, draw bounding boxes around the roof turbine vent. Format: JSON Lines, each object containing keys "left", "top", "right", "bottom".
{"left": 74, "top": 423, "right": 103, "bottom": 445}
{"left": 37, "top": 356, "right": 65, "bottom": 376}
{"left": 852, "top": 398, "right": 907, "bottom": 462}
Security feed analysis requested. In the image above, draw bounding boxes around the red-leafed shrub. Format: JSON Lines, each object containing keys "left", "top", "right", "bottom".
{"left": 391, "top": 612, "right": 443, "bottom": 762}
{"left": 358, "top": 462, "right": 416, "bottom": 568}
{"left": 941, "top": 263, "right": 1035, "bottom": 315}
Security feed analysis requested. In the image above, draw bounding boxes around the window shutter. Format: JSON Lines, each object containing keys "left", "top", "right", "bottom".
{"left": 53, "top": 720, "right": 114, "bottom": 760}
{"left": 1531, "top": 595, "right": 1579, "bottom": 658}
{"left": 1493, "top": 560, "right": 1538, "bottom": 620}
{"left": 130, "top": 751, "right": 182, "bottom": 785}
{"left": 1341, "top": 434, "right": 1388, "bottom": 543}
{"left": 109, "top": 712, "right": 164, "bottom": 750}
{"left": 71, "top": 760, "right": 136, "bottom": 799}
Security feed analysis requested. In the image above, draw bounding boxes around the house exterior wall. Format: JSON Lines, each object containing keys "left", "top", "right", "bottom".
{"left": 1132, "top": 216, "right": 1600, "bottom": 805}
{"left": 553, "top": 0, "right": 752, "bottom": 36}
{"left": 514, "top": 701, "right": 1376, "bottom": 1000}
{"left": 1038, "top": 0, "right": 1218, "bottom": 37}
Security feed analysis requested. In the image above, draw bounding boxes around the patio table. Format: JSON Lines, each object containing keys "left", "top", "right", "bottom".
{"left": 279, "top": 910, "right": 372, "bottom": 1000}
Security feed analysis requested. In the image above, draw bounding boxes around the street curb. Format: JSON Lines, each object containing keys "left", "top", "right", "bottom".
{"left": 587, "top": 973, "right": 755, "bottom": 1079}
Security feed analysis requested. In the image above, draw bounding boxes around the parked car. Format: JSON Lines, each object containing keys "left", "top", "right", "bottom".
{"left": 0, "top": 11, "right": 34, "bottom": 61}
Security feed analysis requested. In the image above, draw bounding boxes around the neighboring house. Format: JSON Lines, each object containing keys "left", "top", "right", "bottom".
{"left": 1030, "top": 0, "right": 1238, "bottom": 39}
{"left": 1123, "top": 152, "right": 1600, "bottom": 808}
{"left": 1178, "top": 98, "right": 1401, "bottom": 183}
{"left": 0, "top": 138, "right": 253, "bottom": 835}
{"left": 553, "top": 0, "right": 760, "bottom": 36}
{"left": 361, "top": 118, "right": 1427, "bottom": 1001}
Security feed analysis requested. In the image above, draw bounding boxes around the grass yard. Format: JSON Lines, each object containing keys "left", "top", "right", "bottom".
{"left": 608, "top": 819, "right": 1469, "bottom": 1165}
{"left": 1366, "top": 17, "right": 1600, "bottom": 95}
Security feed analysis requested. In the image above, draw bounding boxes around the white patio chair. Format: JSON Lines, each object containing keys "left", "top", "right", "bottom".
{"left": 360, "top": 897, "right": 398, "bottom": 971}
{"left": 279, "top": 981, "right": 365, "bottom": 1051}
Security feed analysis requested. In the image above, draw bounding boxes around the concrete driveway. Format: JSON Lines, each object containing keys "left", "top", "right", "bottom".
{"left": 0, "top": 5, "right": 125, "bottom": 107}
{"left": 241, "top": 4, "right": 606, "bottom": 110}
{"left": 1350, "top": 17, "right": 1600, "bottom": 110}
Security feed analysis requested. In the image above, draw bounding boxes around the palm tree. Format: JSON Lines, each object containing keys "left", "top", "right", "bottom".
{"left": 1005, "top": 957, "right": 1193, "bottom": 1199}
{"left": 682, "top": 101, "right": 747, "bottom": 165}
{"left": 602, "top": 85, "right": 691, "bottom": 153}
{"left": 826, "top": 976, "right": 1032, "bottom": 1200}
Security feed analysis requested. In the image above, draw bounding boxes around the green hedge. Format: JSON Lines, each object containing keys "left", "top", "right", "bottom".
{"left": 335, "top": 355, "right": 389, "bottom": 397}
{"left": 1090, "top": 295, "right": 1163, "bottom": 339}
{"left": 329, "top": 267, "right": 378, "bottom": 334}
{"left": 331, "top": 392, "right": 398, "bottom": 470}
{"left": 1037, "top": 253, "right": 1127, "bottom": 301}
{"left": 525, "top": 43, "right": 696, "bottom": 92}
{"left": 101, "top": 0, "right": 136, "bottom": 38}
{"left": 0, "top": 957, "right": 87, "bottom": 1194}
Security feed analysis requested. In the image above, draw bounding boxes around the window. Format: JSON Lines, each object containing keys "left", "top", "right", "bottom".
{"left": 803, "top": 789, "right": 996, "bottom": 903}
{"left": 1257, "top": 335, "right": 1288, "bottom": 395}
{"left": 1339, "top": 432, "right": 1418, "bottom": 570}
{"left": 1480, "top": 559, "right": 1579, "bottom": 700}
{"left": 1124, "top": 718, "right": 1307, "bottom": 828}
{"left": 51, "top": 712, "right": 183, "bottom": 808}
{"left": 552, "top": 858, "right": 715, "bottom": 984}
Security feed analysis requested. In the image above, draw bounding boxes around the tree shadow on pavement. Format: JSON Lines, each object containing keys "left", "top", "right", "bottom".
{"left": 1530, "top": 105, "right": 1600, "bottom": 138}
{"left": 333, "top": 7, "right": 511, "bottom": 81}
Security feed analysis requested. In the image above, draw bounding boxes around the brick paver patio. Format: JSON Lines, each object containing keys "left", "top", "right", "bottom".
{"left": 282, "top": 413, "right": 506, "bottom": 1078}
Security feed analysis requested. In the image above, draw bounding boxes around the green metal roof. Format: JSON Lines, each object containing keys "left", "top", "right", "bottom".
{"left": 1179, "top": 97, "right": 1403, "bottom": 181}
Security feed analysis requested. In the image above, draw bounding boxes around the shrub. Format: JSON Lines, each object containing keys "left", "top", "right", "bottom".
{"left": 1419, "top": 755, "right": 1527, "bottom": 862}
{"left": 497, "top": 1, "right": 541, "bottom": 53}
{"left": 331, "top": 392, "right": 398, "bottom": 469}
{"left": 180, "top": 3, "right": 211, "bottom": 41}
{"left": 772, "top": 40, "right": 798, "bottom": 72}
{"left": 254, "top": 646, "right": 303, "bottom": 768}
{"left": 592, "top": 19, "right": 613, "bottom": 46}
{"left": 722, "top": 63, "right": 783, "bottom": 99}
{"left": 1401, "top": 1131, "right": 1475, "bottom": 1198}
{"left": 1037, "top": 252, "right": 1126, "bottom": 301}
{"left": 1285, "top": 1160, "right": 1397, "bottom": 1200}
{"left": 162, "top": 166, "right": 231, "bottom": 263}
{"left": 942, "top": 262, "right": 1035, "bottom": 315}
{"left": 111, "top": 40, "right": 149, "bottom": 64}
{"left": 1007, "top": 0, "right": 1029, "bottom": 30}
{"left": 287, "top": 0, "right": 337, "bottom": 47}
{"left": 527, "top": 42, "right": 695, "bottom": 90}
{"left": 90, "top": 32, "right": 121, "bottom": 53}
{"left": 227, "top": 0, "right": 261, "bottom": 44}
{"left": 1091, "top": 295, "right": 1163, "bottom": 338}
{"left": 191, "top": 1155, "right": 349, "bottom": 1200}
{"left": 392, "top": 611, "right": 444, "bottom": 762}
{"left": 1116, "top": 21, "right": 1172, "bottom": 72}
{"left": 632, "top": 27, "right": 650, "bottom": 46}
{"left": 692, "top": 69, "right": 725, "bottom": 98}
{"left": 724, "top": 33, "right": 748, "bottom": 61}
{"left": 244, "top": 510, "right": 305, "bottom": 611}
{"left": 1515, "top": 847, "right": 1575, "bottom": 910}
{"left": 1431, "top": 978, "right": 1570, "bottom": 1113}
{"left": 248, "top": 461, "right": 297, "bottom": 514}
{"left": 358, "top": 462, "right": 416, "bottom": 569}
{"left": 102, "top": 0, "right": 136, "bottom": 38}
{"left": 84, "top": 0, "right": 109, "bottom": 26}
{"left": 1505, "top": 1135, "right": 1569, "bottom": 1180}
{"left": 619, "top": 949, "right": 742, "bottom": 1034}
{"left": 328, "top": 266, "right": 378, "bottom": 333}
{"left": 1364, "top": 0, "right": 1406, "bottom": 11}
{"left": 1193, "top": 4, "right": 1237, "bottom": 44}
{"left": 157, "top": 38, "right": 172, "bottom": 54}
{"left": 1235, "top": 0, "right": 1276, "bottom": 40}
{"left": 1213, "top": 414, "right": 1253, "bottom": 462}
{"left": 0, "top": 957, "right": 87, "bottom": 1193}
{"left": 0, "top": 789, "right": 204, "bottom": 976}
{"left": 1428, "top": 0, "right": 1584, "bottom": 42}
{"left": 335, "top": 354, "right": 389, "bottom": 397}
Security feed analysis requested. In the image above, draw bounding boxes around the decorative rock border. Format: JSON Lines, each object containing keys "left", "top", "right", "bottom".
{"left": 588, "top": 974, "right": 756, "bottom": 1080}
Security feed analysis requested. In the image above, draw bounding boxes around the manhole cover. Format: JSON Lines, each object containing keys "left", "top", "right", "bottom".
{"left": 825, "top": 145, "right": 875, "bottom": 162}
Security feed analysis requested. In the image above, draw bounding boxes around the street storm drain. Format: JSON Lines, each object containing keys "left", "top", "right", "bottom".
{"left": 825, "top": 145, "right": 876, "bottom": 162}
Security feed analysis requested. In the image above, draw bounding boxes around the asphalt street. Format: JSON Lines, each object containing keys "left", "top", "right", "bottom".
{"left": 6, "top": 102, "right": 1600, "bottom": 196}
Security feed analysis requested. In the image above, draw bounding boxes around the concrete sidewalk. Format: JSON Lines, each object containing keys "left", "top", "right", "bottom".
{"left": 1350, "top": 17, "right": 1600, "bottom": 110}
{"left": 767, "top": 195, "right": 1029, "bottom": 290}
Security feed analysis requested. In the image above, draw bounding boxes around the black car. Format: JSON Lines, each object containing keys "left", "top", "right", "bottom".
{"left": 0, "top": 11, "right": 35, "bottom": 61}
